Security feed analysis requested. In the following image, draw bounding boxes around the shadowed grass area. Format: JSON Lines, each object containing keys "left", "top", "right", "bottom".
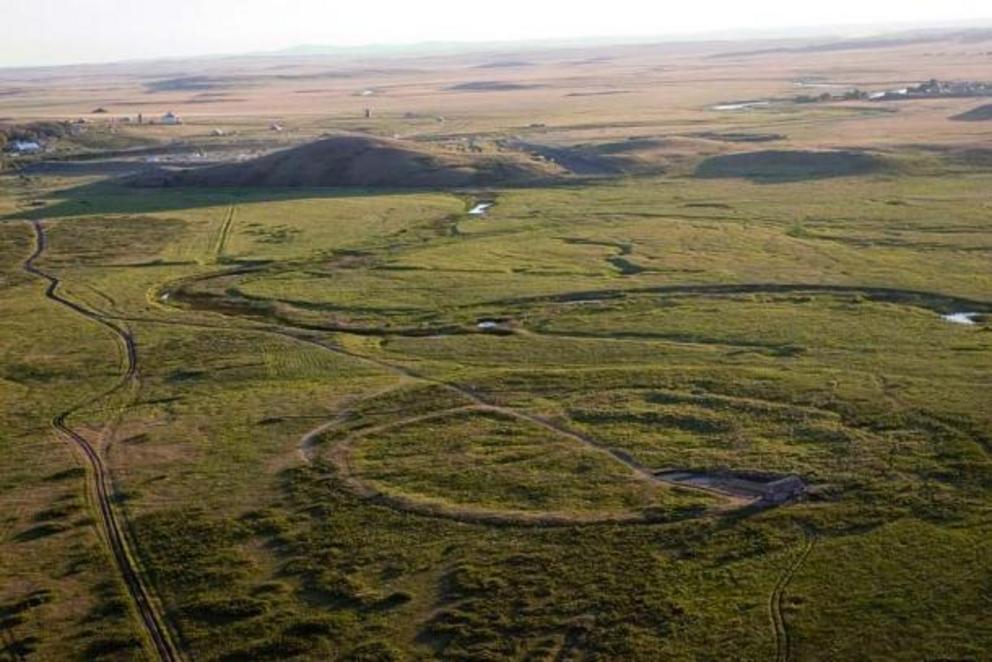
{"left": 695, "top": 150, "right": 887, "bottom": 182}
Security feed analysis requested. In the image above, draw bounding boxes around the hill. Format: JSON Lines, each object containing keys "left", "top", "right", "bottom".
{"left": 132, "top": 135, "right": 557, "bottom": 189}
{"left": 951, "top": 104, "right": 992, "bottom": 121}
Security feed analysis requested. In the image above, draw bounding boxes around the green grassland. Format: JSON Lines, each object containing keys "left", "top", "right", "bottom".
{"left": 0, "top": 221, "right": 147, "bottom": 659}
{"left": 349, "top": 408, "right": 713, "bottom": 518}
{"left": 1, "top": 162, "right": 990, "bottom": 661}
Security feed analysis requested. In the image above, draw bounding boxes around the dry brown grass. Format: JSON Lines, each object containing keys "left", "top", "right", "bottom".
{"left": 3, "top": 32, "right": 990, "bottom": 159}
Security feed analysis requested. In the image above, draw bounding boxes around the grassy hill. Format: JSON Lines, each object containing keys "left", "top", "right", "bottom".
{"left": 134, "top": 134, "right": 559, "bottom": 189}
{"left": 951, "top": 103, "right": 992, "bottom": 121}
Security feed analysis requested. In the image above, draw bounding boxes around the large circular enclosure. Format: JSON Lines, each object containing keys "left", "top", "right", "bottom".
{"left": 324, "top": 408, "right": 720, "bottom": 524}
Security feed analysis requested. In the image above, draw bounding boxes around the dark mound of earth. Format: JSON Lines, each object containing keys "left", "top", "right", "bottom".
{"left": 950, "top": 104, "right": 992, "bottom": 121}
{"left": 695, "top": 150, "right": 885, "bottom": 181}
{"left": 131, "top": 135, "right": 556, "bottom": 189}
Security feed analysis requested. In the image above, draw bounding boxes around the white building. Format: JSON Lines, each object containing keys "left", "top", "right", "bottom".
{"left": 10, "top": 140, "right": 42, "bottom": 154}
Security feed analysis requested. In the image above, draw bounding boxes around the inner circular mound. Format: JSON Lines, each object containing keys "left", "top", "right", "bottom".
{"left": 342, "top": 409, "right": 715, "bottom": 520}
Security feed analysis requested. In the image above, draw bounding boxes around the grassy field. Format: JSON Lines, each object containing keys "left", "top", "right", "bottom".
{"left": 2, "top": 31, "right": 992, "bottom": 661}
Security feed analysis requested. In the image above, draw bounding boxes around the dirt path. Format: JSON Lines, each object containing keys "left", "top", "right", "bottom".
{"left": 213, "top": 202, "right": 237, "bottom": 262}
{"left": 768, "top": 529, "right": 817, "bottom": 662}
{"left": 22, "top": 221, "right": 183, "bottom": 662}
{"left": 296, "top": 380, "right": 412, "bottom": 463}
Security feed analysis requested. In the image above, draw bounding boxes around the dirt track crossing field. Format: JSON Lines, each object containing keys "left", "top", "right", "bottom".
{"left": 768, "top": 529, "right": 817, "bottom": 662}
{"left": 22, "top": 221, "right": 183, "bottom": 662}
{"left": 213, "top": 202, "right": 237, "bottom": 262}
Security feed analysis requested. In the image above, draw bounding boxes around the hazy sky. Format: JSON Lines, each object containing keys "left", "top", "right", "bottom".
{"left": 3, "top": 0, "right": 990, "bottom": 67}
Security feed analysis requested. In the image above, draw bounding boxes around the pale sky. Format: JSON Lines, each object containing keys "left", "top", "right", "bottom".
{"left": 3, "top": 0, "right": 990, "bottom": 67}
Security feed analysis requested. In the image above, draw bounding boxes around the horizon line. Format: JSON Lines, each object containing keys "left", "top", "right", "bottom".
{"left": 2, "top": 17, "right": 991, "bottom": 72}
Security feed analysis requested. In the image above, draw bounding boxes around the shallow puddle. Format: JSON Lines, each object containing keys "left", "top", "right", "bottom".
{"left": 712, "top": 101, "right": 771, "bottom": 111}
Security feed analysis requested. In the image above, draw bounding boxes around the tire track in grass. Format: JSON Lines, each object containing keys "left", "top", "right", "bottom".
{"left": 22, "top": 221, "right": 182, "bottom": 662}
{"left": 769, "top": 529, "right": 816, "bottom": 662}
{"left": 213, "top": 202, "right": 237, "bottom": 262}
{"left": 296, "top": 380, "right": 413, "bottom": 463}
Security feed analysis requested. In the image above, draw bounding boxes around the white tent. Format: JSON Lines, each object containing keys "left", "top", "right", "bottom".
{"left": 10, "top": 140, "right": 42, "bottom": 154}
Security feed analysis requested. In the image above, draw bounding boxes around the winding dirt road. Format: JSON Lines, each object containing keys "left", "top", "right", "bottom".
{"left": 23, "top": 221, "right": 182, "bottom": 662}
